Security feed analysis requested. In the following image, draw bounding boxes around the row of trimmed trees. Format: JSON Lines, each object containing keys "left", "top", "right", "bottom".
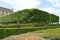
{"left": 0, "top": 9, "right": 59, "bottom": 24}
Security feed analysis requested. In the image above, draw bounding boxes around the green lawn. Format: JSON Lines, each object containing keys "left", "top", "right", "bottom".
{"left": 0, "top": 26, "right": 60, "bottom": 39}
{"left": 34, "top": 28, "right": 60, "bottom": 38}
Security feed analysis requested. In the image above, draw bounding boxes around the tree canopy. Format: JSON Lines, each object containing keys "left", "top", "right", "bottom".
{"left": 0, "top": 8, "right": 59, "bottom": 24}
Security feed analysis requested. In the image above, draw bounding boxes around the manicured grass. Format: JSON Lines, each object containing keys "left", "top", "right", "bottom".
{"left": 0, "top": 26, "right": 60, "bottom": 39}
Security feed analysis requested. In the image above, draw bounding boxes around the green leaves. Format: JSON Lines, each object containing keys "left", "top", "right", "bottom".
{"left": 0, "top": 8, "right": 59, "bottom": 24}
{"left": 49, "top": 14, "right": 59, "bottom": 24}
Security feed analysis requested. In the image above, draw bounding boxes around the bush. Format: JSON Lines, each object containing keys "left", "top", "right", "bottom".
{"left": 51, "top": 37, "right": 60, "bottom": 40}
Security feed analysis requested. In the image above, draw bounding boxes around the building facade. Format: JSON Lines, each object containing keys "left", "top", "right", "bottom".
{"left": 0, "top": 7, "right": 13, "bottom": 16}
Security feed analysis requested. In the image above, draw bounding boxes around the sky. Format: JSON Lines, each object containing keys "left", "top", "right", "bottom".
{"left": 0, "top": 0, "right": 60, "bottom": 21}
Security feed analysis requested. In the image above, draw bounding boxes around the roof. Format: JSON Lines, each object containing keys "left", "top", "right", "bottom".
{"left": 0, "top": 7, "right": 13, "bottom": 12}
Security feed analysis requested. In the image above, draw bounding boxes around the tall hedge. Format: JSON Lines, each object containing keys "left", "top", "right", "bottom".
{"left": 0, "top": 9, "right": 59, "bottom": 24}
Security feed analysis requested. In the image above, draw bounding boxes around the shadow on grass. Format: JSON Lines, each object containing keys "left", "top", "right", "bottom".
{"left": 0, "top": 26, "right": 60, "bottom": 39}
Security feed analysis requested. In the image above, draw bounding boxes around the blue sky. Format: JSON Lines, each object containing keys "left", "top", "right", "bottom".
{"left": 0, "top": 0, "right": 60, "bottom": 17}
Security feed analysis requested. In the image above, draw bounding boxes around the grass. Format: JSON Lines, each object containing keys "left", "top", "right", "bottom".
{"left": 33, "top": 28, "right": 60, "bottom": 38}
{"left": 0, "top": 27, "right": 45, "bottom": 39}
{"left": 0, "top": 26, "right": 60, "bottom": 39}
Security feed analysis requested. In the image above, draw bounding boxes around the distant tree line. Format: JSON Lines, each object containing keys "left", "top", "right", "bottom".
{"left": 0, "top": 9, "right": 59, "bottom": 24}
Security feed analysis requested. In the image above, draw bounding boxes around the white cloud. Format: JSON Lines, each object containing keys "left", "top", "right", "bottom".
{"left": 3, "top": 0, "right": 14, "bottom": 4}
{"left": 40, "top": 0, "right": 60, "bottom": 16}
{"left": 40, "top": 7, "right": 55, "bottom": 13}
{"left": 3, "top": 0, "right": 41, "bottom": 11}
{"left": 0, "top": 4, "right": 5, "bottom": 7}
{"left": 46, "top": 0, "right": 60, "bottom": 7}
{"left": 39, "top": 7, "right": 60, "bottom": 16}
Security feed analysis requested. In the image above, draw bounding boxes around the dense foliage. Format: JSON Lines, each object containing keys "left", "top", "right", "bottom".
{"left": 0, "top": 8, "right": 59, "bottom": 24}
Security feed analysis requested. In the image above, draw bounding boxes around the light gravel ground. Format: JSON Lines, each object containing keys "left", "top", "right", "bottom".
{"left": 1, "top": 33, "right": 46, "bottom": 40}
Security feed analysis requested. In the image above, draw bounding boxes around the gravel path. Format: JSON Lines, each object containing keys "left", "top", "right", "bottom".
{"left": 1, "top": 33, "right": 46, "bottom": 40}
